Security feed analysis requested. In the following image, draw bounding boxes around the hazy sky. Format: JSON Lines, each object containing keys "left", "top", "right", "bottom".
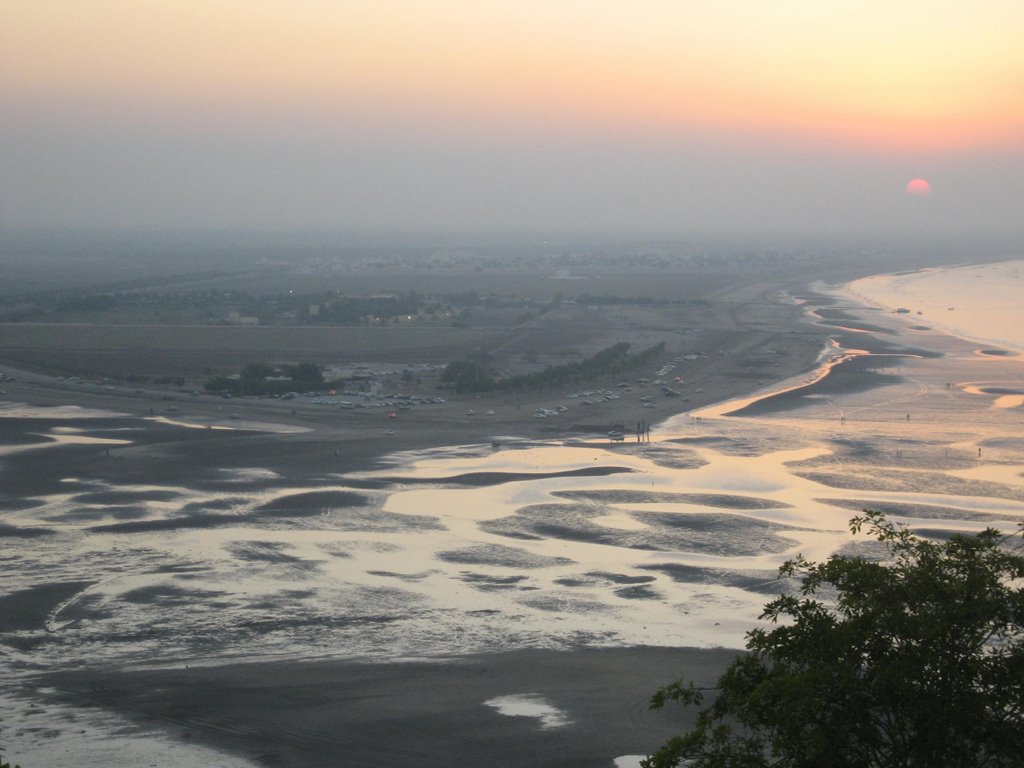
{"left": 3, "top": 1, "right": 1023, "bottom": 240}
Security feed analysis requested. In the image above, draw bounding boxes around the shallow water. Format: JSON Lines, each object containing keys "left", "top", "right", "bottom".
{"left": 0, "top": 402, "right": 128, "bottom": 419}
{"left": 0, "top": 430, "right": 133, "bottom": 457}
{"left": 483, "top": 693, "right": 572, "bottom": 729}
{"left": 3, "top": 262, "right": 1023, "bottom": 767}
{"left": 4, "top": 319, "right": 1022, "bottom": 673}
{"left": 846, "top": 260, "right": 1024, "bottom": 353}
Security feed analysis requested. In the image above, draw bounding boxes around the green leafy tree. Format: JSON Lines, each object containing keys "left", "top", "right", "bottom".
{"left": 645, "top": 512, "right": 1024, "bottom": 768}
{"left": 241, "top": 362, "right": 275, "bottom": 381}
{"left": 442, "top": 359, "right": 495, "bottom": 393}
{"left": 282, "top": 362, "right": 323, "bottom": 384}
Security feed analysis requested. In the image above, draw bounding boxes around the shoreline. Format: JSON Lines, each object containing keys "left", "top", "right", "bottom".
{"left": 842, "top": 259, "right": 1024, "bottom": 355}
{"left": 19, "top": 646, "right": 739, "bottom": 768}
{"left": 0, "top": 289, "right": 831, "bottom": 497}
{"left": 7, "top": 262, "right": 1024, "bottom": 767}
{"left": 0, "top": 276, "right": 832, "bottom": 767}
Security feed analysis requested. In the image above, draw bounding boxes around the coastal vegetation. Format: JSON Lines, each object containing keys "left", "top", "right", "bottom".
{"left": 204, "top": 362, "right": 327, "bottom": 396}
{"left": 645, "top": 512, "right": 1024, "bottom": 767}
{"left": 442, "top": 341, "right": 667, "bottom": 394}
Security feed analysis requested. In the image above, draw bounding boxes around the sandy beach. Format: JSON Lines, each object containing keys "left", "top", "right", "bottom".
{"left": 7, "top": 0, "right": 1024, "bottom": 762}
{"left": 844, "top": 260, "right": 1024, "bottom": 354}
{"left": 36, "top": 647, "right": 736, "bottom": 768}
{"left": 3, "top": 263, "right": 1024, "bottom": 767}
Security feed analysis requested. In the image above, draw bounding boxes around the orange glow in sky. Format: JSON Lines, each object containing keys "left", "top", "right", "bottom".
{"left": 906, "top": 178, "right": 932, "bottom": 196}
{"left": 4, "top": 1, "right": 1024, "bottom": 151}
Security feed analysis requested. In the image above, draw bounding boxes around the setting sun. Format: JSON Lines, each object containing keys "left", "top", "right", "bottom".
{"left": 906, "top": 178, "right": 932, "bottom": 197}
{"left": 2, "top": 0, "right": 1022, "bottom": 235}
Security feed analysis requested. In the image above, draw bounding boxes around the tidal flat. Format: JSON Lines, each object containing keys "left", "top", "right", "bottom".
{"left": 2, "top": 262, "right": 1024, "bottom": 767}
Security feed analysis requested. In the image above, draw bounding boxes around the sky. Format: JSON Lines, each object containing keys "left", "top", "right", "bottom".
{"left": 2, "top": 1, "right": 1023, "bottom": 241}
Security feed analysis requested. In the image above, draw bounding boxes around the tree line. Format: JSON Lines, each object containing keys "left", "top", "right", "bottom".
{"left": 204, "top": 362, "right": 328, "bottom": 396}
{"left": 442, "top": 341, "right": 666, "bottom": 394}
{"left": 644, "top": 512, "right": 1024, "bottom": 767}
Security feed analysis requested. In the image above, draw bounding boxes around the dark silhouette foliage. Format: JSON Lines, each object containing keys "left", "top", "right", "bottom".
{"left": 205, "top": 361, "right": 326, "bottom": 396}
{"left": 444, "top": 341, "right": 666, "bottom": 394}
{"left": 442, "top": 359, "right": 496, "bottom": 393}
{"left": 645, "top": 512, "right": 1024, "bottom": 768}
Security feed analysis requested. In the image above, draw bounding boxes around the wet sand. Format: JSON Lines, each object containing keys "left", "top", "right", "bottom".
{"left": 4, "top": 266, "right": 1024, "bottom": 767}
{"left": 36, "top": 647, "right": 735, "bottom": 768}
{"left": 724, "top": 353, "right": 903, "bottom": 416}
{"left": 0, "top": 288, "right": 826, "bottom": 767}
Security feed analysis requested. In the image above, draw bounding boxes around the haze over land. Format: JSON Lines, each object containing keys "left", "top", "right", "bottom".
{"left": 3, "top": 1, "right": 1024, "bottom": 240}
{"left": 3, "top": 3, "right": 1024, "bottom": 768}
{"left": 3, "top": 251, "right": 1024, "bottom": 767}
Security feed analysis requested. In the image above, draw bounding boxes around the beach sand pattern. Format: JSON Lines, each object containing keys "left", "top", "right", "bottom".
{"left": 2, "top": 262, "right": 1023, "bottom": 767}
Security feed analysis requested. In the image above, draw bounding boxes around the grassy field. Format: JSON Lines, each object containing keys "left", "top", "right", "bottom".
{"left": 0, "top": 323, "right": 504, "bottom": 377}
{"left": 0, "top": 254, "right": 827, "bottom": 391}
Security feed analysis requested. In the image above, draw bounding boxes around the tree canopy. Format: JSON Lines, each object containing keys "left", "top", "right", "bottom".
{"left": 204, "top": 361, "right": 326, "bottom": 396}
{"left": 442, "top": 341, "right": 667, "bottom": 394}
{"left": 645, "top": 512, "right": 1024, "bottom": 768}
